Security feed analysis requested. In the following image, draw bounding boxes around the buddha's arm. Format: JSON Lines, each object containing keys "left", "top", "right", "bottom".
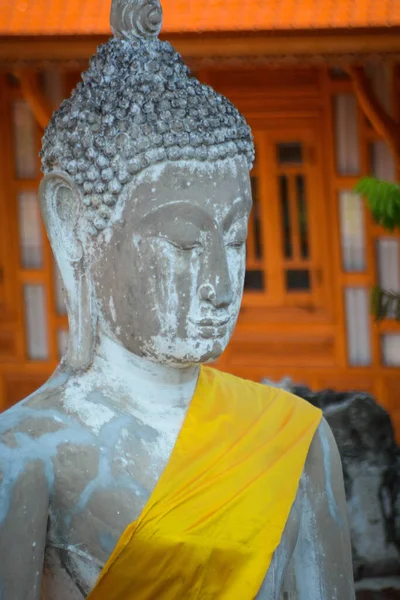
{"left": 290, "top": 418, "right": 355, "bottom": 599}
{"left": 0, "top": 458, "right": 49, "bottom": 599}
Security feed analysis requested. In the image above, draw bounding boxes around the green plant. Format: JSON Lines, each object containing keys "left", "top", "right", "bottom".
{"left": 355, "top": 177, "right": 400, "bottom": 232}
{"left": 354, "top": 177, "right": 400, "bottom": 321}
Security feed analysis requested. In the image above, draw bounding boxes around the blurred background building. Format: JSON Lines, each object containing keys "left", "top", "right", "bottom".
{"left": 1, "top": 1, "right": 400, "bottom": 434}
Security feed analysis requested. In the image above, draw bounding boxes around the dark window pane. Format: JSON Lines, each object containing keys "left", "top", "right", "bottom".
{"left": 279, "top": 175, "right": 292, "bottom": 258}
{"left": 18, "top": 192, "right": 43, "bottom": 268}
{"left": 285, "top": 269, "right": 310, "bottom": 291}
{"left": 277, "top": 142, "right": 303, "bottom": 165}
{"left": 12, "top": 100, "right": 37, "bottom": 179}
{"left": 250, "top": 176, "right": 263, "bottom": 260}
{"left": 244, "top": 270, "right": 265, "bottom": 291}
{"left": 7, "top": 72, "right": 20, "bottom": 88}
{"left": 329, "top": 68, "right": 350, "bottom": 80}
{"left": 296, "top": 175, "right": 309, "bottom": 259}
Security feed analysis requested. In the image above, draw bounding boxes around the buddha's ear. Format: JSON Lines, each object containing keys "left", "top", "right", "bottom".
{"left": 39, "top": 171, "right": 96, "bottom": 370}
{"left": 39, "top": 171, "right": 83, "bottom": 264}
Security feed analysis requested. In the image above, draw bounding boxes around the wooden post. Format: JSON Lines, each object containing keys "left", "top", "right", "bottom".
{"left": 13, "top": 70, "right": 51, "bottom": 130}
{"left": 348, "top": 65, "right": 400, "bottom": 160}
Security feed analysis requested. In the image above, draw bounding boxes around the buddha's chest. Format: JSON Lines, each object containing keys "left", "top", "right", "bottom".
{"left": 43, "top": 485, "right": 149, "bottom": 598}
{"left": 41, "top": 417, "right": 302, "bottom": 599}
{"left": 43, "top": 420, "right": 181, "bottom": 597}
{"left": 43, "top": 491, "right": 300, "bottom": 600}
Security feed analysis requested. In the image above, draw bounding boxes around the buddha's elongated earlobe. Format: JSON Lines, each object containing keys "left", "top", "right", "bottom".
{"left": 39, "top": 172, "right": 97, "bottom": 370}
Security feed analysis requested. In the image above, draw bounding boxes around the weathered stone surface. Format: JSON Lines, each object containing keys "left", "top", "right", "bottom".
{"left": 356, "top": 578, "right": 400, "bottom": 600}
{"left": 357, "top": 591, "right": 400, "bottom": 600}
{"left": 356, "top": 576, "right": 400, "bottom": 599}
{"left": 264, "top": 378, "right": 400, "bottom": 581}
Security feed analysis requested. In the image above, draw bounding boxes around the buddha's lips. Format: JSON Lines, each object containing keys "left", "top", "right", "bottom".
{"left": 191, "top": 317, "right": 230, "bottom": 328}
{"left": 188, "top": 317, "right": 230, "bottom": 339}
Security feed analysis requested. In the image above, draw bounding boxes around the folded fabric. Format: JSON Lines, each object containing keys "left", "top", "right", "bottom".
{"left": 88, "top": 366, "right": 322, "bottom": 600}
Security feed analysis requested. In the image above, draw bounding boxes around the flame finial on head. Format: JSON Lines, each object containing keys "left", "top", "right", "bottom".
{"left": 110, "top": 0, "right": 163, "bottom": 40}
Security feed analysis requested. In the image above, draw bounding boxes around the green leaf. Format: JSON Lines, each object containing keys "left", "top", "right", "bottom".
{"left": 371, "top": 286, "right": 400, "bottom": 322}
{"left": 355, "top": 177, "right": 400, "bottom": 232}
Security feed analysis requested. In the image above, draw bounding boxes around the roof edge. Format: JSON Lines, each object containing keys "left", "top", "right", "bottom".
{"left": 1, "top": 29, "right": 400, "bottom": 68}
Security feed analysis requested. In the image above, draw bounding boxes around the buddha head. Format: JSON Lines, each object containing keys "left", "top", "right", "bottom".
{"left": 39, "top": 0, "right": 254, "bottom": 369}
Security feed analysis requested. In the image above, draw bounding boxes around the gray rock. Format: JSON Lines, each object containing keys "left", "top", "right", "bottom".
{"left": 263, "top": 378, "right": 400, "bottom": 581}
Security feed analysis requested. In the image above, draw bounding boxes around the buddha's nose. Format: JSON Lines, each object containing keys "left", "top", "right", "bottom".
{"left": 198, "top": 279, "right": 233, "bottom": 308}
{"left": 198, "top": 234, "right": 234, "bottom": 308}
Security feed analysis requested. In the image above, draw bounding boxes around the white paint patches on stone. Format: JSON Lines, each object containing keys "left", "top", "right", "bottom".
{"left": 62, "top": 383, "right": 115, "bottom": 435}
{"left": 293, "top": 475, "right": 329, "bottom": 599}
{"left": 84, "top": 334, "right": 199, "bottom": 466}
{"left": 109, "top": 295, "right": 117, "bottom": 322}
{"left": 101, "top": 157, "right": 244, "bottom": 242}
{"left": 318, "top": 425, "right": 342, "bottom": 526}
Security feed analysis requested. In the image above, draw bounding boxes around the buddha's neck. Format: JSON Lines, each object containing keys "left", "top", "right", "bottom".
{"left": 90, "top": 333, "right": 200, "bottom": 411}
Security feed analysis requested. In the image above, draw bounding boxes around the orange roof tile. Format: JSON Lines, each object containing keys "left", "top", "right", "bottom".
{"left": 1, "top": 0, "right": 400, "bottom": 36}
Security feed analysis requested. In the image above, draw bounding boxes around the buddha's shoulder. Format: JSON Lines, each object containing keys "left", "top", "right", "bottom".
{"left": 303, "top": 415, "right": 341, "bottom": 476}
{"left": 0, "top": 370, "right": 100, "bottom": 448}
{"left": 208, "top": 369, "right": 334, "bottom": 468}
{"left": 204, "top": 366, "right": 320, "bottom": 412}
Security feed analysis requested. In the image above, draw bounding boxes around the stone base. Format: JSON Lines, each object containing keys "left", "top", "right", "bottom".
{"left": 357, "top": 591, "right": 400, "bottom": 599}
{"left": 356, "top": 578, "right": 400, "bottom": 599}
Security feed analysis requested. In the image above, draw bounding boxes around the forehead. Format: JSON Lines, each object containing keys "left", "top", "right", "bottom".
{"left": 122, "top": 157, "right": 252, "bottom": 223}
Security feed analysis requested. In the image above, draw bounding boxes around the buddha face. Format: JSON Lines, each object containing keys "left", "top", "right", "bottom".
{"left": 90, "top": 156, "right": 252, "bottom": 365}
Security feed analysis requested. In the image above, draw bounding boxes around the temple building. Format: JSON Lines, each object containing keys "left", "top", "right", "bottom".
{"left": 1, "top": 0, "right": 400, "bottom": 433}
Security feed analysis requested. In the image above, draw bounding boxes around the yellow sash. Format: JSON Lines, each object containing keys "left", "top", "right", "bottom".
{"left": 88, "top": 366, "right": 322, "bottom": 600}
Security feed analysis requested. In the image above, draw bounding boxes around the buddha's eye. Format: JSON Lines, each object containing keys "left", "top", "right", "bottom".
{"left": 148, "top": 221, "right": 203, "bottom": 252}
{"left": 225, "top": 220, "right": 248, "bottom": 249}
{"left": 165, "top": 239, "right": 203, "bottom": 252}
{"left": 227, "top": 239, "right": 246, "bottom": 249}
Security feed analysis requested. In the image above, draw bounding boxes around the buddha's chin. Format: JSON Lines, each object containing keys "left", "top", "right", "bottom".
{"left": 141, "top": 335, "right": 229, "bottom": 366}
{"left": 201, "top": 342, "right": 225, "bottom": 364}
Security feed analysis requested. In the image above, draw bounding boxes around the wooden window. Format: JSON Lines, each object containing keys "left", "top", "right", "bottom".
{"left": 329, "top": 63, "right": 400, "bottom": 402}
{"left": 245, "top": 149, "right": 265, "bottom": 291}
{"left": 382, "top": 334, "right": 400, "bottom": 366}
{"left": 57, "top": 328, "right": 69, "bottom": 360}
{"left": 243, "top": 123, "right": 327, "bottom": 314}
{"left": 12, "top": 100, "right": 38, "bottom": 179}
{"left": 334, "top": 94, "right": 360, "bottom": 176}
{"left": 277, "top": 142, "right": 303, "bottom": 165}
{"left": 4, "top": 71, "right": 70, "bottom": 369}
{"left": 377, "top": 238, "right": 400, "bottom": 300}
{"left": 23, "top": 284, "right": 49, "bottom": 360}
{"left": 338, "top": 191, "right": 366, "bottom": 272}
{"left": 279, "top": 171, "right": 311, "bottom": 291}
{"left": 18, "top": 191, "right": 43, "bottom": 269}
{"left": 344, "top": 287, "right": 371, "bottom": 366}
{"left": 365, "top": 64, "right": 393, "bottom": 116}
{"left": 370, "top": 139, "right": 396, "bottom": 182}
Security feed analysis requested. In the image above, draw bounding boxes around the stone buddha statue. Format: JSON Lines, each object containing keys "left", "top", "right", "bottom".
{"left": 0, "top": 1, "right": 355, "bottom": 598}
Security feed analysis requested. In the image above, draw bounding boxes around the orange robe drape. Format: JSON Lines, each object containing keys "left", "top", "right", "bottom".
{"left": 88, "top": 366, "right": 322, "bottom": 600}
